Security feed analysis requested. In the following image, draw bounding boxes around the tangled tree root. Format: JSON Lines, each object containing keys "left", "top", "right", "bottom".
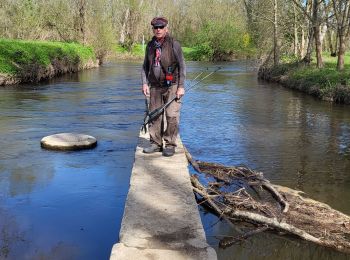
{"left": 184, "top": 148, "right": 350, "bottom": 254}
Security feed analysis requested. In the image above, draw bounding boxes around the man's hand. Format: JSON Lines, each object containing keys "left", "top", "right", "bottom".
{"left": 176, "top": 87, "right": 185, "bottom": 99}
{"left": 142, "top": 84, "right": 150, "bottom": 96}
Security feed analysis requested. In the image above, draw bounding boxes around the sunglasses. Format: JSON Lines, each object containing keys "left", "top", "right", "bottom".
{"left": 153, "top": 26, "right": 165, "bottom": 30}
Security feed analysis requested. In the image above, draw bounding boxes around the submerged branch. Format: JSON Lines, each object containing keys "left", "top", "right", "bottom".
{"left": 219, "top": 226, "right": 269, "bottom": 248}
{"left": 184, "top": 146, "right": 350, "bottom": 254}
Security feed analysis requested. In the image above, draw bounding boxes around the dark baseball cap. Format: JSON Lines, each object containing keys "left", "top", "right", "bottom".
{"left": 151, "top": 17, "right": 168, "bottom": 27}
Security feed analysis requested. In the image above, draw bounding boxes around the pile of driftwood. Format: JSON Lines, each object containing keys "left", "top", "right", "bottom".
{"left": 184, "top": 148, "right": 350, "bottom": 254}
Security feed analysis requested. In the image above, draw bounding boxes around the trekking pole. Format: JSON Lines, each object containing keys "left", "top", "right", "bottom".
{"left": 142, "top": 67, "right": 221, "bottom": 128}
{"left": 141, "top": 96, "right": 150, "bottom": 133}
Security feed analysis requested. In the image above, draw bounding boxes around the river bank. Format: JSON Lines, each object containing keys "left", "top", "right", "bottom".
{"left": 0, "top": 39, "right": 99, "bottom": 86}
{"left": 258, "top": 58, "right": 350, "bottom": 104}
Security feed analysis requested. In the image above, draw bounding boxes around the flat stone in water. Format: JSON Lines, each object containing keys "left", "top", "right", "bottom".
{"left": 41, "top": 133, "right": 97, "bottom": 151}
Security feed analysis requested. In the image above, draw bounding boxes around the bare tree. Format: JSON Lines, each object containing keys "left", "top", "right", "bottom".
{"left": 76, "top": 0, "right": 87, "bottom": 45}
{"left": 332, "top": 0, "right": 350, "bottom": 71}
{"left": 291, "top": 0, "right": 325, "bottom": 67}
{"left": 243, "top": 0, "right": 282, "bottom": 65}
{"left": 312, "top": 0, "right": 324, "bottom": 68}
{"left": 293, "top": 3, "right": 299, "bottom": 56}
{"left": 273, "top": 0, "right": 280, "bottom": 65}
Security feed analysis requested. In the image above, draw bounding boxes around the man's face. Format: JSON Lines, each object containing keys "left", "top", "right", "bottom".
{"left": 153, "top": 25, "right": 167, "bottom": 39}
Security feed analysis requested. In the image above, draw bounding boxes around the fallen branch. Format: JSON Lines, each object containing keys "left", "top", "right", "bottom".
{"left": 185, "top": 147, "right": 350, "bottom": 254}
{"left": 184, "top": 145, "right": 202, "bottom": 173}
{"left": 191, "top": 175, "right": 321, "bottom": 244}
{"left": 261, "top": 181, "right": 289, "bottom": 213}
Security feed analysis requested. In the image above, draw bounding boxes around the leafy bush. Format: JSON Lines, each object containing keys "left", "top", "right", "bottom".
{"left": 189, "top": 21, "right": 255, "bottom": 61}
{"left": 113, "top": 44, "right": 145, "bottom": 59}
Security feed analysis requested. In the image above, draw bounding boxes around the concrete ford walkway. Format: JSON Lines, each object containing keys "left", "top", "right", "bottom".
{"left": 110, "top": 131, "right": 217, "bottom": 260}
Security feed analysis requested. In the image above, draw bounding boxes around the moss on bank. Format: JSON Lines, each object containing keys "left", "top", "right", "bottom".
{"left": 0, "top": 39, "right": 98, "bottom": 85}
{"left": 258, "top": 56, "right": 350, "bottom": 104}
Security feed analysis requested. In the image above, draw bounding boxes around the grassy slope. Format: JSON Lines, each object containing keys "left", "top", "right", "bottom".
{"left": 0, "top": 39, "right": 96, "bottom": 76}
{"left": 261, "top": 53, "right": 350, "bottom": 103}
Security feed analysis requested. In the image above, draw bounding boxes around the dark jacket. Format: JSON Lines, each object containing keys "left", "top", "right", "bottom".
{"left": 141, "top": 34, "right": 186, "bottom": 88}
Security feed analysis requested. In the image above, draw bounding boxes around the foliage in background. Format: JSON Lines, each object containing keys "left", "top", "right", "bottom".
{"left": 2, "top": 0, "right": 350, "bottom": 102}
{"left": 4, "top": 0, "right": 350, "bottom": 65}
{"left": 113, "top": 44, "right": 198, "bottom": 62}
{"left": 190, "top": 21, "right": 255, "bottom": 60}
{"left": 113, "top": 43, "right": 145, "bottom": 60}
{"left": 0, "top": 0, "right": 255, "bottom": 61}
{"left": 174, "top": 0, "right": 255, "bottom": 60}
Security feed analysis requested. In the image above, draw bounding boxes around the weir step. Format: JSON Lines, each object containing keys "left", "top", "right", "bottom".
{"left": 110, "top": 131, "right": 217, "bottom": 260}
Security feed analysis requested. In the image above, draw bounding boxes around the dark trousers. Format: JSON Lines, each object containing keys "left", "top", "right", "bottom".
{"left": 149, "top": 84, "right": 181, "bottom": 147}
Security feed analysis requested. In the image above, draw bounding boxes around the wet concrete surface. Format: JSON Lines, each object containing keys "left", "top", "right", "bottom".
{"left": 110, "top": 132, "right": 216, "bottom": 259}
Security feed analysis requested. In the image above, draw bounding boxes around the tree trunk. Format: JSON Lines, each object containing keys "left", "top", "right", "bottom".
{"left": 301, "top": 0, "right": 313, "bottom": 64}
{"left": 119, "top": 7, "right": 130, "bottom": 44}
{"left": 325, "top": 11, "right": 335, "bottom": 55}
{"left": 327, "top": 29, "right": 335, "bottom": 56}
{"left": 335, "top": 30, "right": 339, "bottom": 55}
{"left": 77, "top": 0, "right": 87, "bottom": 45}
{"left": 313, "top": 0, "right": 324, "bottom": 68}
{"left": 243, "top": 0, "right": 256, "bottom": 46}
{"left": 303, "top": 26, "right": 314, "bottom": 64}
{"left": 294, "top": 4, "right": 299, "bottom": 56}
{"left": 300, "top": 27, "right": 306, "bottom": 57}
{"left": 320, "top": 24, "right": 327, "bottom": 49}
{"left": 333, "top": 0, "right": 350, "bottom": 71}
{"left": 337, "top": 33, "right": 346, "bottom": 71}
{"left": 273, "top": 0, "right": 279, "bottom": 65}
{"left": 314, "top": 25, "right": 324, "bottom": 68}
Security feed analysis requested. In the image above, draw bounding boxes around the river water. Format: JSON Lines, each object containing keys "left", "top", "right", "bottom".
{"left": 181, "top": 62, "right": 350, "bottom": 260}
{"left": 0, "top": 61, "right": 349, "bottom": 259}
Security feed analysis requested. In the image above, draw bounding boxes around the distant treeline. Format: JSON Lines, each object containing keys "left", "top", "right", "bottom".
{"left": 1, "top": 0, "right": 350, "bottom": 65}
{"left": 0, "top": 0, "right": 255, "bottom": 61}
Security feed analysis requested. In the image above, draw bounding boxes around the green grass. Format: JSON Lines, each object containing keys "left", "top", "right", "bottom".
{"left": 323, "top": 53, "right": 350, "bottom": 69}
{"left": 261, "top": 52, "right": 350, "bottom": 103}
{"left": 291, "top": 67, "right": 350, "bottom": 87}
{"left": 113, "top": 44, "right": 198, "bottom": 61}
{"left": 113, "top": 44, "right": 144, "bottom": 59}
{"left": 287, "top": 53, "right": 350, "bottom": 88}
{"left": 114, "top": 44, "right": 128, "bottom": 54}
{"left": 131, "top": 44, "right": 145, "bottom": 56}
{"left": 0, "top": 38, "right": 96, "bottom": 75}
{"left": 182, "top": 46, "right": 222, "bottom": 61}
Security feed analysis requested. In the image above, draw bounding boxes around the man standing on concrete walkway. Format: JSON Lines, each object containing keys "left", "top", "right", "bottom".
{"left": 141, "top": 16, "right": 186, "bottom": 157}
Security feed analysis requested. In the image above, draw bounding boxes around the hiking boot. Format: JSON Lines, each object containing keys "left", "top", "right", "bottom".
{"left": 143, "top": 144, "right": 162, "bottom": 154}
{"left": 162, "top": 146, "right": 175, "bottom": 157}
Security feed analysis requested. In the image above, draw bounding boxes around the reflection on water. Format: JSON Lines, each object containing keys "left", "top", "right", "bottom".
{"left": 0, "top": 61, "right": 144, "bottom": 259}
{"left": 181, "top": 61, "right": 350, "bottom": 259}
